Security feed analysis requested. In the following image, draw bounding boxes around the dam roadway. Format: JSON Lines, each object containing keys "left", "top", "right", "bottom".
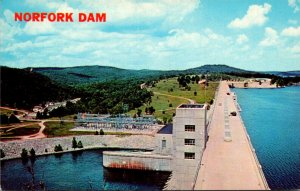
{"left": 194, "top": 81, "right": 269, "bottom": 190}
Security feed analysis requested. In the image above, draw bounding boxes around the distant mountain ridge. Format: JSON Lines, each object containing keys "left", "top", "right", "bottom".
{"left": 263, "top": 71, "right": 300, "bottom": 77}
{"left": 30, "top": 64, "right": 252, "bottom": 85}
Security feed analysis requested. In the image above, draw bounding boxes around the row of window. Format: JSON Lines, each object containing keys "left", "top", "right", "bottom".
{"left": 185, "top": 125, "right": 195, "bottom": 159}
{"left": 184, "top": 139, "right": 195, "bottom": 145}
{"left": 185, "top": 125, "right": 195, "bottom": 131}
{"left": 184, "top": 152, "right": 195, "bottom": 159}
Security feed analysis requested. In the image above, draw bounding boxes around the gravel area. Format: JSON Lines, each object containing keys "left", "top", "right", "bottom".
{"left": 0, "top": 135, "right": 155, "bottom": 160}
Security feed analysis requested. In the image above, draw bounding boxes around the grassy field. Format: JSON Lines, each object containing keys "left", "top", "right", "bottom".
{"left": 0, "top": 124, "right": 41, "bottom": 137}
{"left": 47, "top": 114, "right": 76, "bottom": 121}
{"left": 150, "top": 77, "right": 218, "bottom": 103}
{"left": 128, "top": 92, "right": 189, "bottom": 121}
{"left": 129, "top": 77, "right": 219, "bottom": 122}
{"left": 43, "top": 121, "right": 134, "bottom": 137}
{"left": 0, "top": 108, "right": 14, "bottom": 115}
{"left": 43, "top": 122, "right": 94, "bottom": 137}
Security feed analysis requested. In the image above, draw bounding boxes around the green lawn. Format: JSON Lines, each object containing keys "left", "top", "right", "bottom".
{"left": 43, "top": 121, "right": 134, "bottom": 137}
{"left": 0, "top": 124, "right": 41, "bottom": 137}
{"left": 47, "top": 114, "right": 76, "bottom": 121}
{"left": 43, "top": 122, "right": 94, "bottom": 137}
{"left": 128, "top": 93, "right": 188, "bottom": 122}
{"left": 0, "top": 108, "right": 14, "bottom": 115}
{"left": 128, "top": 77, "right": 219, "bottom": 122}
{"left": 150, "top": 77, "right": 218, "bottom": 103}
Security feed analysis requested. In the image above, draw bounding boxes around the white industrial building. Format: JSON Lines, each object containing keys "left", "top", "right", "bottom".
{"left": 103, "top": 103, "right": 208, "bottom": 190}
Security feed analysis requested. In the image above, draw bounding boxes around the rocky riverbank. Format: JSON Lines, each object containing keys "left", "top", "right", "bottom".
{"left": 0, "top": 135, "right": 155, "bottom": 160}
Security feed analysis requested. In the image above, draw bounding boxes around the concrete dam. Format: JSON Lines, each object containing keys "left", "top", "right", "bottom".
{"left": 102, "top": 81, "right": 269, "bottom": 190}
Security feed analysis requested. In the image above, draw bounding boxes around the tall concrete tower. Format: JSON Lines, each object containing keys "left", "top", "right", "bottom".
{"left": 171, "top": 103, "right": 207, "bottom": 190}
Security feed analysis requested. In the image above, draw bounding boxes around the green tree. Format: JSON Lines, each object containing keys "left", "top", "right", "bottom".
{"left": 148, "top": 106, "right": 155, "bottom": 114}
{"left": 0, "top": 114, "right": 9, "bottom": 124}
{"left": 72, "top": 137, "right": 78, "bottom": 149}
{"left": 43, "top": 108, "right": 49, "bottom": 118}
{"left": 9, "top": 114, "right": 20, "bottom": 123}
{"left": 137, "top": 109, "right": 142, "bottom": 117}
{"left": 77, "top": 141, "right": 83, "bottom": 148}
{"left": 30, "top": 148, "right": 36, "bottom": 158}
{"left": 195, "top": 75, "right": 200, "bottom": 83}
{"left": 163, "top": 117, "right": 168, "bottom": 124}
{"left": 54, "top": 144, "right": 63, "bottom": 152}
{"left": 0, "top": 149, "right": 5, "bottom": 158}
{"left": 21, "top": 148, "right": 28, "bottom": 160}
{"left": 100, "top": 129, "right": 104, "bottom": 135}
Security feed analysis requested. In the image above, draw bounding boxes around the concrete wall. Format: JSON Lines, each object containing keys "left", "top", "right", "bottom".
{"left": 154, "top": 134, "right": 173, "bottom": 155}
{"left": 228, "top": 81, "right": 277, "bottom": 88}
{"left": 103, "top": 151, "right": 172, "bottom": 171}
{"left": 171, "top": 105, "right": 207, "bottom": 190}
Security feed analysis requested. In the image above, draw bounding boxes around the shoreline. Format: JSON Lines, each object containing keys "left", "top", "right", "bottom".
{"left": 0, "top": 145, "right": 152, "bottom": 162}
{"left": 0, "top": 134, "right": 155, "bottom": 161}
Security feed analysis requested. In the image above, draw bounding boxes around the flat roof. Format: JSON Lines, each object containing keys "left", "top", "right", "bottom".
{"left": 178, "top": 104, "right": 204, "bottom": 108}
{"left": 157, "top": 124, "right": 173, "bottom": 134}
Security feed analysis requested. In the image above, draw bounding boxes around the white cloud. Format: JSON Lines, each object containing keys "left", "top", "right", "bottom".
{"left": 288, "top": 0, "right": 300, "bottom": 12}
{"left": 23, "top": 0, "right": 199, "bottom": 27}
{"left": 228, "top": 3, "right": 271, "bottom": 29}
{"left": 84, "top": 0, "right": 199, "bottom": 23}
{"left": 259, "top": 27, "right": 279, "bottom": 47}
{"left": 288, "top": 19, "right": 298, "bottom": 25}
{"left": 23, "top": 21, "right": 56, "bottom": 35}
{"left": 236, "top": 34, "right": 249, "bottom": 44}
{"left": 289, "top": 43, "right": 300, "bottom": 53}
{"left": 281, "top": 26, "right": 300, "bottom": 36}
{"left": 0, "top": 10, "right": 22, "bottom": 43}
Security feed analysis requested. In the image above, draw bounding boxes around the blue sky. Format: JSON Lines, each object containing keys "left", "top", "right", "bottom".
{"left": 0, "top": 0, "right": 299, "bottom": 71}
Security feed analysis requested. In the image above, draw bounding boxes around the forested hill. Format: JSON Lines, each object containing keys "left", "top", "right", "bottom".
{"left": 32, "top": 64, "right": 253, "bottom": 86}
{"left": 32, "top": 66, "right": 165, "bottom": 86}
{"left": 186, "top": 64, "right": 251, "bottom": 74}
{"left": 0, "top": 66, "right": 75, "bottom": 109}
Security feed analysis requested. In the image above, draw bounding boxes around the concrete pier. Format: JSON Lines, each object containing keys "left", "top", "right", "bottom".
{"left": 194, "top": 81, "right": 269, "bottom": 190}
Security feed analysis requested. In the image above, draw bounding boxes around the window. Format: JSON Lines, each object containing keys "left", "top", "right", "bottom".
{"left": 185, "top": 139, "right": 195, "bottom": 145}
{"left": 162, "top": 140, "right": 166, "bottom": 148}
{"left": 184, "top": 152, "right": 195, "bottom": 159}
{"left": 185, "top": 125, "right": 195, "bottom": 132}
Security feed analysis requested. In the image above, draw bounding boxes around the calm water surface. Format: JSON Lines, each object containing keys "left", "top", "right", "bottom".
{"left": 1, "top": 150, "right": 170, "bottom": 190}
{"left": 232, "top": 86, "right": 300, "bottom": 189}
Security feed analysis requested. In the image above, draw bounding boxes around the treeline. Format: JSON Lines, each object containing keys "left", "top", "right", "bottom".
{"left": 225, "top": 72, "right": 277, "bottom": 79}
{"left": 1, "top": 67, "right": 76, "bottom": 109}
{"left": 271, "top": 76, "right": 300, "bottom": 87}
{"left": 47, "top": 80, "right": 153, "bottom": 117}
{"left": 0, "top": 113, "right": 20, "bottom": 124}
{"left": 226, "top": 72, "right": 300, "bottom": 86}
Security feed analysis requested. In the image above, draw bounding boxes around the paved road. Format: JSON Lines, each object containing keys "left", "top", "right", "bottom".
{"left": 153, "top": 92, "right": 195, "bottom": 104}
{"left": 194, "top": 81, "right": 269, "bottom": 190}
{"left": 0, "top": 106, "right": 30, "bottom": 114}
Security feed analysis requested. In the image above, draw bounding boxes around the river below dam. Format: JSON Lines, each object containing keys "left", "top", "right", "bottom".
{"left": 232, "top": 86, "right": 300, "bottom": 189}
{"left": 1, "top": 149, "right": 170, "bottom": 190}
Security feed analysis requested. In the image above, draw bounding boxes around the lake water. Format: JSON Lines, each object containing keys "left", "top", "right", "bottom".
{"left": 1, "top": 150, "right": 170, "bottom": 190}
{"left": 232, "top": 86, "right": 300, "bottom": 189}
